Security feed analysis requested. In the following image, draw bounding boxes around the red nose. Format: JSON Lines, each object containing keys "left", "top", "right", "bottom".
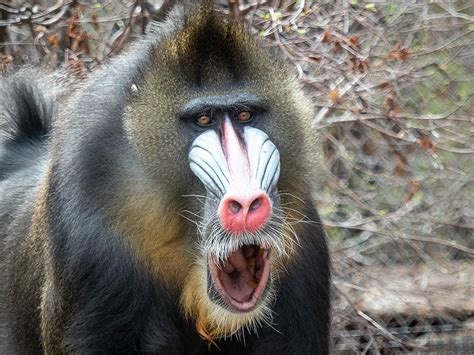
{"left": 218, "top": 193, "right": 272, "bottom": 233}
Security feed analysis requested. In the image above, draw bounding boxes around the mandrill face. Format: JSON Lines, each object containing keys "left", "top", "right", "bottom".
{"left": 123, "top": 9, "right": 317, "bottom": 341}
{"left": 188, "top": 103, "right": 282, "bottom": 314}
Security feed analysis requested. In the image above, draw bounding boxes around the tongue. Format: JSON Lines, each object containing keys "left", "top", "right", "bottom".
{"left": 219, "top": 248, "right": 257, "bottom": 302}
{"left": 224, "top": 270, "right": 255, "bottom": 302}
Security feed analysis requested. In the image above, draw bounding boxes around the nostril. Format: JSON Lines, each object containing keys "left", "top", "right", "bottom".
{"left": 229, "top": 200, "right": 242, "bottom": 214}
{"left": 219, "top": 193, "right": 272, "bottom": 234}
{"left": 249, "top": 197, "right": 262, "bottom": 211}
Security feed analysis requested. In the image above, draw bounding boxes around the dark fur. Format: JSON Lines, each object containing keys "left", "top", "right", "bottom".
{"left": 0, "top": 3, "right": 330, "bottom": 354}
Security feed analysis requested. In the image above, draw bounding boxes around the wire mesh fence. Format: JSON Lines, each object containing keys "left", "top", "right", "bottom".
{"left": 247, "top": 1, "right": 473, "bottom": 352}
{"left": 1, "top": 0, "right": 472, "bottom": 353}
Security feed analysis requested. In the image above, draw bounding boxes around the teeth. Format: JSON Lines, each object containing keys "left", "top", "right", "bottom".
{"left": 210, "top": 243, "right": 272, "bottom": 266}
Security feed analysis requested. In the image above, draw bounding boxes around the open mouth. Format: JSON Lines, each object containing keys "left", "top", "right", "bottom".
{"left": 208, "top": 245, "right": 271, "bottom": 312}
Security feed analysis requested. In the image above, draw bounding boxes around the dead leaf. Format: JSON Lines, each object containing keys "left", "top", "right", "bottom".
{"left": 419, "top": 136, "right": 436, "bottom": 152}
{"left": 362, "top": 141, "right": 377, "bottom": 156}
{"left": 332, "top": 40, "right": 342, "bottom": 53}
{"left": 321, "top": 31, "right": 332, "bottom": 43}
{"left": 350, "top": 57, "right": 369, "bottom": 73}
{"left": 385, "top": 96, "right": 395, "bottom": 112}
{"left": 388, "top": 43, "right": 410, "bottom": 61}
{"left": 348, "top": 35, "right": 360, "bottom": 49}
{"left": 47, "top": 34, "right": 60, "bottom": 49}
{"left": 91, "top": 11, "right": 98, "bottom": 25}
{"left": 405, "top": 179, "right": 421, "bottom": 202}
{"left": 394, "top": 151, "right": 408, "bottom": 177}
{"left": 329, "top": 89, "right": 340, "bottom": 103}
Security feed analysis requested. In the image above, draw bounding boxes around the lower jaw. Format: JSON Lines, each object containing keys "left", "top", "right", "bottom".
{"left": 208, "top": 281, "right": 270, "bottom": 314}
{"left": 207, "top": 249, "right": 272, "bottom": 313}
{"left": 222, "top": 285, "right": 269, "bottom": 313}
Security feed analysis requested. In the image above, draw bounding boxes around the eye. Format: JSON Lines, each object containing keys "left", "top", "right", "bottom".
{"left": 237, "top": 111, "right": 252, "bottom": 123}
{"left": 195, "top": 114, "right": 213, "bottom": 126}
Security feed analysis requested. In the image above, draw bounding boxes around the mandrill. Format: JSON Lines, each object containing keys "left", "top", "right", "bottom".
{"left": 0, "top": 1, "right": 330, "bottom": 354}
